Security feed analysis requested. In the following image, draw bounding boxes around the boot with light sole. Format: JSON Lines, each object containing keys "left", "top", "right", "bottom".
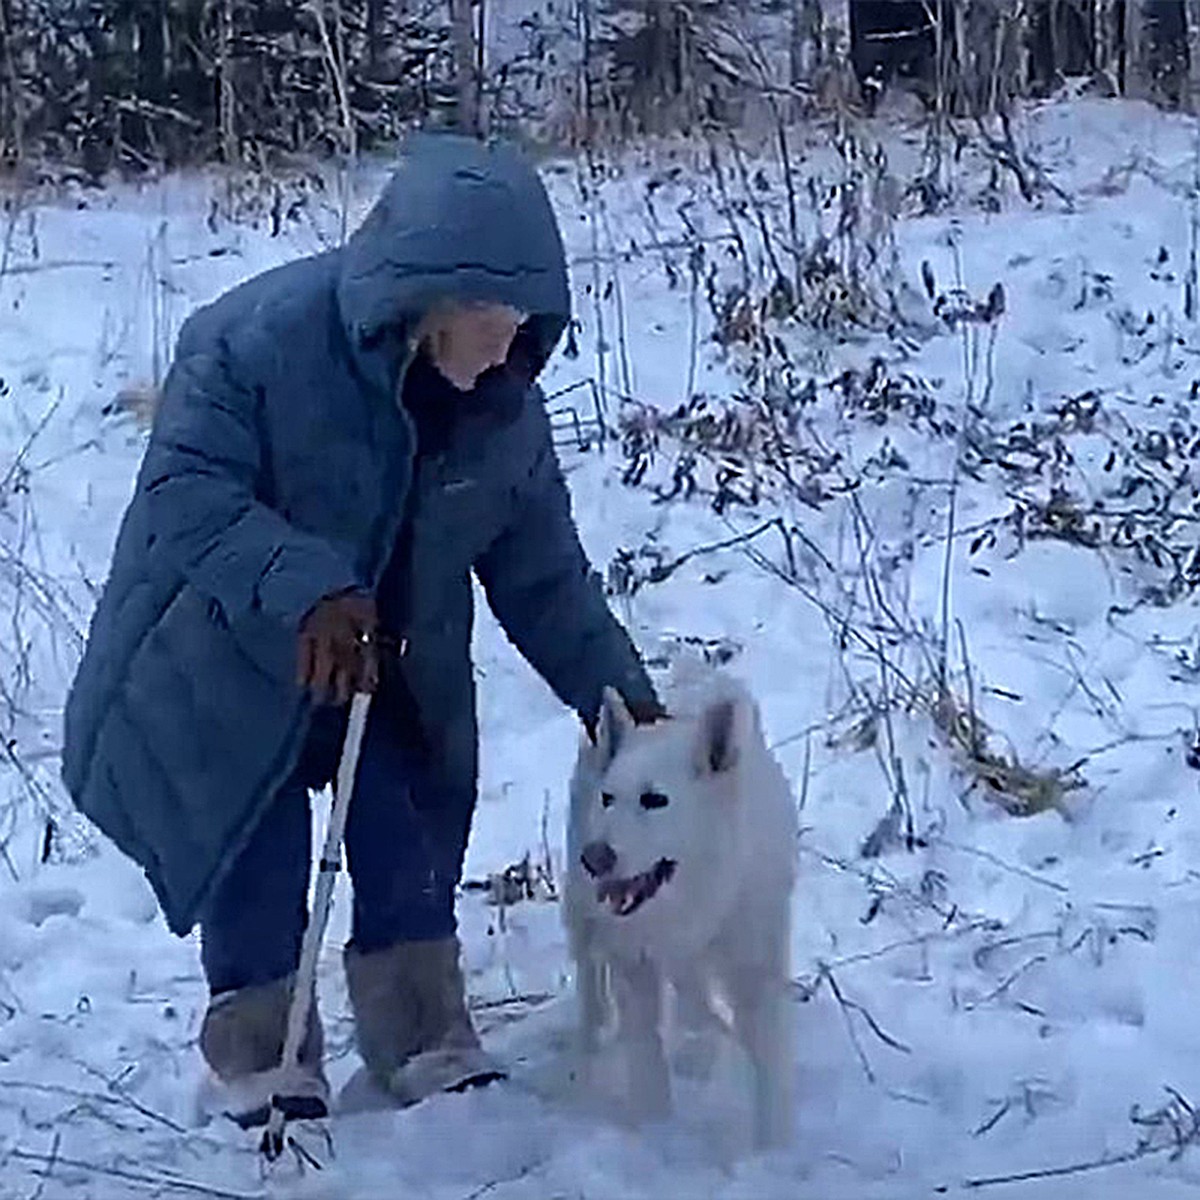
{"left": 344, "top": 937, "right": 505, "bottom": 1107}
{"left": 199, "top": 975, "right": 329, "bottom": 1128}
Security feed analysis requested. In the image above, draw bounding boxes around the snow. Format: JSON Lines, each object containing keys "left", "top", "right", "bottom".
{"left": 6, "top": 98, "right": 1200, "bottom": 1196}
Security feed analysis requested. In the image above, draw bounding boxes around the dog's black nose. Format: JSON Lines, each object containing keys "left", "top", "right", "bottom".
{"left": 580, "top": 840, "right": 617, "bottom": 879}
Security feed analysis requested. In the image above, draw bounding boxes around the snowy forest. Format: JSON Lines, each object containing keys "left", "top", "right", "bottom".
{"left": 2, "top": 1, "right": 1200, "bottom": 167}
{"left": 7, "top": 0, "right": 1200, "bottom": 1197}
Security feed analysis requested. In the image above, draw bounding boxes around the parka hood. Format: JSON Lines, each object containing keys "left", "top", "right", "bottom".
{"left": 338, "top": 133, "right": 571, "bottom": 381}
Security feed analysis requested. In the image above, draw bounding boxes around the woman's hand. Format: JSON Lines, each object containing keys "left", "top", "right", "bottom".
{"left": 582, "top": 694, "right": 668, "bottom": 743}
{"left": 297, "top": 591, "right": 380, "bottom": 705}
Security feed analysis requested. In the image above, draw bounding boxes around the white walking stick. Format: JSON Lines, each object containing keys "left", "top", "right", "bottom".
{"left": 262, "top": 688, "right": 374, "bottom": 1161}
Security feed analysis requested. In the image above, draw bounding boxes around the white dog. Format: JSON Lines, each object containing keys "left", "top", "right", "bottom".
{"left": 563, "top": 671, "right": 798, "bottom": 1149}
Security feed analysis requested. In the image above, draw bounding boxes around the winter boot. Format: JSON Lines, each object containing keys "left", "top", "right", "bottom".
{"left": 344, "top": 937, "right": 505, "bottom": 1106}
{"left": 199, "top": 975, "right": 330, "bottom": 1128}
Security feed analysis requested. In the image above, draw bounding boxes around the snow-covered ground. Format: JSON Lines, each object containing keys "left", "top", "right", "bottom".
{"left": 6, "top": 98, "right": 1200, "bottom": 1197}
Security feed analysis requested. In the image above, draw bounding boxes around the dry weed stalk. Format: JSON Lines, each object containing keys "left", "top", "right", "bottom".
{"left": 927, "top": 681, "right": 1084, "bottom": 818}
{"left": 960, "top": 1086, "right": 1200, "bottom": 1191}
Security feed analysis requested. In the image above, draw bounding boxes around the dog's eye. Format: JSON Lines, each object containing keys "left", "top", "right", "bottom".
{"left": 640, "top": 791, "right": 670, "bottom": 810}
{"left": 601, "top": 792, "right": 615, "bottom": 809}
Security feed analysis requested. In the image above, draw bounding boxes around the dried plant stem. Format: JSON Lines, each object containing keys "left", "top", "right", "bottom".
{"left": 807, "top": 962, "right": 912, "bottom": 1085}
{"left": 580, "top": 153, "right": 608, "bottom": 445}
{"left": 734, "top": 531, "right": 923, "bottom": 702}
{"left": 704, "top": 136, "right": 753, "bottom": 290}
{"left": 1188, "top": 120, "right": 1200, "bottom": 321}
{"left": 7, "top": 1149, "right": 263, "bottom": 1200}
{"left": 538, "top": 788, "right": 557, "bottom": 900}
{"left": 956, "top": 619, "right": 980, "bottom": 757}
{"left": 725, "top": 129, "right": 783, "bottom": 282}
{"left": 462, "top": 1157, "right": 547, "bottom": 1200}
{"left": 0, "top": 1077, "right": 242, "bottom": 1153}
{"left": 597, "top": 198, "right": 633, "bottom": 399}
{"left": 962, "top": 1096, "right": 1200, "bottom": 1194}
{"left": 963, "top": 953, "right": 1048, "bottom": 1011}
{"left": 798, "top": 730, "right": 813, "bottom": 811}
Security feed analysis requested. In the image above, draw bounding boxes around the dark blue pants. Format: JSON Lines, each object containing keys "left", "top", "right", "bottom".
{"left": 200, "top": 698, "right": 474, "bottom": 996}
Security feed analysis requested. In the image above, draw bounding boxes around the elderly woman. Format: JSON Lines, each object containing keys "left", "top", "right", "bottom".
{"left": 62, "top": 133, "right": 663, "bottom": 1120}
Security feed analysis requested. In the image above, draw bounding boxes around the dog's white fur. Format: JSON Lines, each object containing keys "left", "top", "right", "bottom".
{"left": 563, "top": 669, "right": 798, "bottom": 1148}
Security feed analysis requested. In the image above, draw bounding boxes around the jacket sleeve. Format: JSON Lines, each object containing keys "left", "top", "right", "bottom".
{"left": 139, "top": 323, "right": 364, "bottom": 628}
{"left": 475, "top": 406, "right": 660, "bottom": 727}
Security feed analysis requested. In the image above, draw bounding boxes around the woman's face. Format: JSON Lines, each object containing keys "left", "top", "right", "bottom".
{"left": 418, "top": 302, "right": 526, "bottom": 392}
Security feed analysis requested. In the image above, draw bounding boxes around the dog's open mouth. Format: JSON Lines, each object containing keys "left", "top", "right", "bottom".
{"left": 595, "top": 858, "right": 677, "bottom": 917}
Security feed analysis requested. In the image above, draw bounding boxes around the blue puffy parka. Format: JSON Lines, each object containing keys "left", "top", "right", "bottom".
{"left": 61, "top": 134, "right": 657, "bottom": 935}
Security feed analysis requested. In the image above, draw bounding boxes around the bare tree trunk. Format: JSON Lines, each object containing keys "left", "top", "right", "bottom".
{"left": 139, "top": 1, "right": 167, "bottom": 106}
{"left": 821, "top": 0, "right": 850, "bottom": 63}
{"left": 0, "top": 0, "right": 22, "bottom": 163}
{"left": 312, "top": 0, "right": 356, "bottom": 159}
{"left": 367, "top": 0, "right": 387, "bottom": 65}
{"left": 676, "top": 2, "right": 693, "bottom": 130}
{"left": 1006, "top": 0, "right": 1033, "bottom": 109}
{"left": 1048, "top": 0, "right": 1061, "bottom": 84}
{"left": 1095, "top": 0, "right": 1119, "bottom": 93}
{"left": 576, "top": 0, "right": 594, "bottom": 147}
{"left": 954, "top": 0, "right": 970, "bottom": 113}
{"left": 813, "top": 0, "right": 852, "bottom": 110}
{"left": 449, "top": 0, "right": 480, "bottom": 133}
{"left": 477, "top": 0, "right": 488, "bottom": 135}
{"left": 1123, "top": 0, "right": 1148, "bottom": 98}
{"left": 1187, "top": 0, "right": 1200, "bottom": 110}
{"left": 790, "top": 0, "right": 821, "bottom": 117}
{"left": 217, "top": 0, "right": 237, "bottom": 163}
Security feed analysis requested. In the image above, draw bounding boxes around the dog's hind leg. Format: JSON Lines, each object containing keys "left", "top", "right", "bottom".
{"left": 612, "top": 954, "right": 671, "bottom": 1122}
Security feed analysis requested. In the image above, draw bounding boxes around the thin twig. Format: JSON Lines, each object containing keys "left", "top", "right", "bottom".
{"left": 820, "top": 967, "right": 872, "bottom": 1083}
{"left": 0, "top": 1078, "right": 246, "bottom": 1153}
{"left": 932, "top": 837, "right": 1069, "bottom": 893}
{"left": 825, "top": 968, "right": 912, "bottom": 1055}
{"left": 962, "top": 954, "right": 1048, "bottom": 1011}
{"left": 24, "top": 1130, "right": 60, "bottom": 1200}
{"left": 462, "top": 1156, "right": 547, "bottom": 1200}
{"left": 470, "top": 991, "right": 556, "bottom": 1013}
{"left": 7, "top": 1150, "right": 264, "bottom": 1200}
{"left": 962, "top": 1143, "right": 1179, "bottom": 1191}
{"left": 0, "top": 259, "right": 118, "bottom": 278}
{"left": 644, "top": 518, "right": 791, "bottom": 586}
{"left": 0, "top": 398, "right": 59, "bottom": 501}
{"left": 972, "top": 1097, "right": 1012, "bottom": 1138}
{"left": 798, "top": 731, "right": 813, "bottom": 812}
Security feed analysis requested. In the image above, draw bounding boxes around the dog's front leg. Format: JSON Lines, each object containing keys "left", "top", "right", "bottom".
{"left": 612, "top": 954, "right": 670, "bottom": 1123}
{"left": 726, "top": 964, "right": 793, "bottom": 1149}
{"left": 576, "top": 942, "right": 607, "bottom": 1055}
{"left": 721, "top": 898, "right": 794, "bottom": 1151}
{"left": 670, "top": 962, "right": 724, "bottom": 1082}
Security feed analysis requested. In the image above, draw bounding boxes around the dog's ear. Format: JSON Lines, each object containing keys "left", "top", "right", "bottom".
{"left": 594, "top": 686, "right": 635, "bottom": 766}
{"left": 693, "top": 691, "right": 751, "bottom": 777}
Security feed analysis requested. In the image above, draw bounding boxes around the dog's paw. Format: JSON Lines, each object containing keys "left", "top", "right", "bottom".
{"left": 672, "top": 1032, "right": 718, "bottom": 1082}
{"left": 623, "top": 1048, "right": 672, "bottom": 1123}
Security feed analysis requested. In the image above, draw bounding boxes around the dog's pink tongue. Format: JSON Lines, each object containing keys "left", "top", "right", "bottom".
{"left": 624, "top": 872, "right": 656, "bottom": 914}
